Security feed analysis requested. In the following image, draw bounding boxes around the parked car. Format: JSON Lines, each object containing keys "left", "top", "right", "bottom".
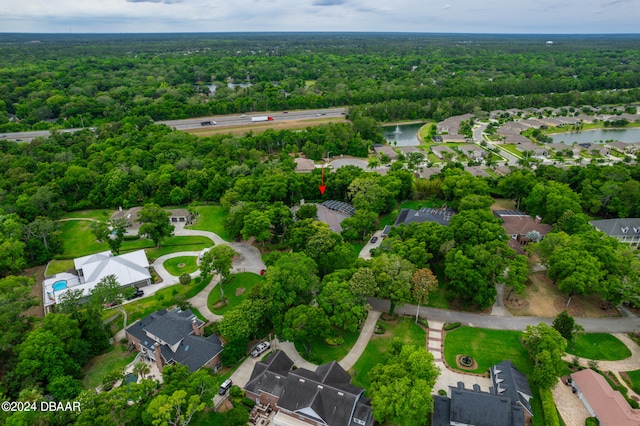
{"left": 104, "top": 301, "right": 118, "bottom": 308}
{"left": 370, "top": 236, "right": 378, "bottom": 244}
{"left": 251, "top": 341, "right": 271, "bottom": 357}
{"left": 218, "top": 379, "right": 232, "bottom": 395}
{"left": 127, "top": 288, "right": 144, "bottom": 300}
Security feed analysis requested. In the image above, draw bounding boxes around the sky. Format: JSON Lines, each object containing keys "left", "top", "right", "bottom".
{"left": 0, "top": 0, "right": 638, "bottom": 34}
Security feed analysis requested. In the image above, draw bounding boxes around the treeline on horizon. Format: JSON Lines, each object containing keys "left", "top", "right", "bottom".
{"left": 0, "top": 33, "right": 639, "bottom": 131}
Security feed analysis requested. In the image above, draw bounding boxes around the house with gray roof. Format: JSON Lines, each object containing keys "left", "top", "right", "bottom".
{"left": 431, "top": 145, "right": 456, "bottom": 160}
{"left": 590, "top": 218, "right": 640, "bottom": 247}
{"left": 459, "top": 144, "right": 488, "bottom": 159}
{"left": 433, "top": 360, "right": 532, "bottom": 426}
{"left": 516, "top": 142, "right": 549, "bottom": 158}
{"left": 245, "top": 351, "right": 374, "bottom": 426}
{"left": 125, "top": 308, "right": 223, "bottom": 373}
{"left": 394, "top": 207, "right": 456, "bottom": 227}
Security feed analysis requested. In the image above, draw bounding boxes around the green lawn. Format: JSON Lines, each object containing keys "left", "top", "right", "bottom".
{"left": 104, "top": 276, "right": 211, "bottom": 325}
{"left": 46, "top": 259, "right": 75, "bottom": 275}
{"left": 59, "top": 220, "right": 109, "bottom": 258}
{"left": 82, "top": 344, "right": 137, "bottom": 390}
{"left": 501, "top": 144, "right": 524, "bottom": 158}
{"left": 187, "top": 205, "right": 230, "bottom": 241}
{"left": 351, "top": 318, "right": 426, "bottom": 391}
{"left": 60, "top": 209, "right": 114, "bottom": 221}
{"left": 58, "top": 220, "right": 212, "bottom": 260}
{"left": 163, "top": 256, "right": 198, "bottom": 276}
{"left": 294, "top": 328, "right": 361, "bottom": 365}
{"left": 566, "top": 333, "right": 631, "bottom": 361}
{"left": 624, "top": 369, "right": 640, "bottom": 394}
{"left": 208, "top": 272, "right": 265, "bottom": 314}
{"left": 145, "top": 236, "right": 213, "bottom": 260}
{"left": 444, "top": 326, "right": 546, "bottom": 426}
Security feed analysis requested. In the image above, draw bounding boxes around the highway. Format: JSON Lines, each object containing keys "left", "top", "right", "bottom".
{"left": 0, "top": 108, "right": 347, "bottom": 142}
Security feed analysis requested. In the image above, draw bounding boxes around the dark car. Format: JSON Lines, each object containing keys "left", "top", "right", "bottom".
{"left": 127, "top": 288, "right": 144, "bottom": 300}
{"left": 218, "top": 379, "right": 232, "bottom": 395}
{"left": 370, "top": 236, "right": 378, "bottom": 244}
{"left": 104, "top": 301, "right": 118, "bottom": 308}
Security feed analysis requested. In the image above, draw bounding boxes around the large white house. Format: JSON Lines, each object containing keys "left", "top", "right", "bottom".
{"left": 43, "top": 250, "right": 151, "bottom": 314}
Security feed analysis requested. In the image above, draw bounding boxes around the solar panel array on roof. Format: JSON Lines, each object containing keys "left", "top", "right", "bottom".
{"left": 322, "top": 200, "right": 355, "bottom": 216}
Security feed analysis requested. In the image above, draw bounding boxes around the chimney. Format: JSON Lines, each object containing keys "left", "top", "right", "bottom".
{"left": 154, "top": 343, "right": 164, "bottom": 371}
{"left": 192, "top": 318, "right": 201, "bottom": 336}
{"left": 535, "top": 215, "right": 542, "bottom": 224}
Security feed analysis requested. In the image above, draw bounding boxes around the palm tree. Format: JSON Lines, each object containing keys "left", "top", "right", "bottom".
{"left": 572, "top": 323, "right": 585, "bottom": 351}
{"left": 133, "top": 362, "right": 150, "bottom": 380}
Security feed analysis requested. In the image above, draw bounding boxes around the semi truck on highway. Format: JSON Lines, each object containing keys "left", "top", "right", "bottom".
{"left": 251, "top": 116, "right": 274, "bottom": 122}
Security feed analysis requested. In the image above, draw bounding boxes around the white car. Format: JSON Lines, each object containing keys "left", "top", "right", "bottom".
{"left": 251, "top": 341, "right": 271, "bottom": 357}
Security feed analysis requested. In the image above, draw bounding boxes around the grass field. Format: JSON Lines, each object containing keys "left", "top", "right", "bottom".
{"left": 187, "top": 205, "right": 231, "bottom": 241}
{"left": 501, "top": 144, "right": 524, "bottom": 158}
{"left": 144, "top": 235, "right": 213, "bottom": 260}
{"left": 59, "top": 220, "right": 110, "bottom": 258}
{"left": 624, "top": 369, "right": 640, "bottom": 394}
{"left": 60, "top": 209, "right": 114, "bottom": 221}
{"left": 566, "top": 333, "right": 631, "bottom": 361}
{"left": 82, "top": 344, "right": 137, "bottom": 390}
{"left": 104, "top": 276, "right": 211, "bottom": 325}
{"left": 45, "top": 259, "right": 75, "bottom": 275}
{"left": 208, "top": 272, "right": 265, "bottom": 314}
{"left": 294, "top": 328, "right": 361, "bottom": 365}
{"left": 350, "top": 318, "right": 426, "bottom": 391}
{"left": 163, "top": 256, "right": 198, "bottom": 276}
{"left": 443, "top": 326, "right": 547, "bottom": 426}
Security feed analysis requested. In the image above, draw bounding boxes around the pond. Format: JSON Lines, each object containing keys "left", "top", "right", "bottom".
{"left": 383, "top": 123, "right": 425, "bottom": 147}
{"left": 550, "top": 128, "right": 640, "bottom": 145}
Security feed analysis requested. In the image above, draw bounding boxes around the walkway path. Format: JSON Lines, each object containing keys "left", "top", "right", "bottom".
{"left": 426, "top": 320, "right": 491, "bottom": 395}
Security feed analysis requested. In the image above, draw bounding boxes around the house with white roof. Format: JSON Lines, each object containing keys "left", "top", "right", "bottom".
{"left": 43, "top": 249, "right": 151, "bottom": 313}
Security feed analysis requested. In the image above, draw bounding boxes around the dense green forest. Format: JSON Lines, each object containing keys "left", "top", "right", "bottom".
{"left": 1, "top": 33, "right": 639, "bottom": 130}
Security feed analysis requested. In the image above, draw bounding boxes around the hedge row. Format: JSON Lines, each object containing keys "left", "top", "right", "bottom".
{"left": 539, "top": 388, "right": 560, "bottom": 426}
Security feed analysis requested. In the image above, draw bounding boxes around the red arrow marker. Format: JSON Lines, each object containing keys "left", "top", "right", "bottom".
{"left": 319, "top": 164, "right": 327, "bottom": 195}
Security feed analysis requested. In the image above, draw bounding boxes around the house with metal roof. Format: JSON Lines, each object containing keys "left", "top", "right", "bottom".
{"left": 43, "top": 249, "right": 151, "bottom": 314}
{"left": 433, "top": 360, "right": 532, "bottom": 426}
{"left": 245, "top": 351, "right": 374, "bottom": 426}
{"left": 125, "top": 308, "right": 223, "bottom": 373}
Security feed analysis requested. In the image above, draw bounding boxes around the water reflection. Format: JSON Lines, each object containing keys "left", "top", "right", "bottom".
{"left": 383, "top": 123, "right": 424, "bottom": 146}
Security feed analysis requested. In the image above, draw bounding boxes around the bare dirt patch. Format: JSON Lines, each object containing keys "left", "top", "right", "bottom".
{"left": 508, "top": 271, "right": 622, "bottom": 318}
{"left": 490, "top": 198, "right": 517, "bottom": 211}
{"left": 235, "top": 287, "right": 245, "bottom": 297}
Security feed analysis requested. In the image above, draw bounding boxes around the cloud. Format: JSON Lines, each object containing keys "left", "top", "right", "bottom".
{"left": 312, "top": 0, "right": 347, "bottom": 6}
{"left": 126, "top": 0, "right": 184, "bottom": 3}
{"left": 441, "top": 4, "right": 451, "bottom": 9}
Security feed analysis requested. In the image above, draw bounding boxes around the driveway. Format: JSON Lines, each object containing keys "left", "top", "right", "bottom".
{"left": 358, "top": 230, "right": 384, "bottom": 260}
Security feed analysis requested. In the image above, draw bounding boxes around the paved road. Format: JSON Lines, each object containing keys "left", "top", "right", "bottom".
{"left": 2, "top": 108, "right": 347, "bottom": 142}
{"left": 367, "top": 298, "right": 640, "bottom": 333}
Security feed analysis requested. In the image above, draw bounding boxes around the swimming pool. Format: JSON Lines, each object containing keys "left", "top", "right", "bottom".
{"left": 52, "top": 280, "right": 67, "bottom": 291}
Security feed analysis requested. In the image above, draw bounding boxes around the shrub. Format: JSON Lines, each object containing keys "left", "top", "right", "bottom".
{"left": 438, "top": 389, "right": 447, "bottom": 396}
{"left": 571, "top": 356, "right": 580, "bottom": 368}
{"left": 443, "top": 322, "right": 461, "bottom": 331}
{"left": 585, "top": 417, "right": 599, "bottom": 426}
{"left": 539, "top": 388, "right": 560, "bottom": 426}
{"left": 325, "top": 335, "right": 345, "bottom": 346}
{"left": 229, "top": 385, "right": 244, "bottom": 399}
{"left": 374, "top": 323, "right": 386, "bottom": 335}
{"left": 241, "top": 397, "right": 256, "bottom": 408}
{"left": 587, "top": 359, "right": 599, "bottom": 370}
{"left": 417, "top": 318, "right": 429, "bottom": 328}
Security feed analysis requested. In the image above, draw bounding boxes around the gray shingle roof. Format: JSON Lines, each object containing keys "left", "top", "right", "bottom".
{"left": 245, "top": 350, "right": 295, "bottom": 398}
{"left": 491, "top": 360, "right": 533, "bottom": 416}
{"left": 448, "top": 387, "right": 522, "bottom": 426}
{"left": 144, "top": 308, "right": 203, "bottom": 345}
{"left": 162, "top": 334, "right": 223, "bottom": 373}
{"left": 590, "top": 218, "right": 640, "bottom": 237}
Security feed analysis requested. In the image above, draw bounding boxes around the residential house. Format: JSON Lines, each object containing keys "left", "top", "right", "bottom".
{"left": 433, "top": 360, "right": 533, "bottom": 426}
{"left": 294, "top": 157, "right": 316, "bottom": 173}
{"left": 606, "top": 141, "right": 636, "bottom": 154}
{"left": 494, "top": 210, "right": 552, "bottom": 252}
{"left": 459, "top": 144, "right": 488, "bottom": 160}
{"left": 516, "top": 142, "right": 549, "bottom": 158}
{"left": 577, "top": 142, "right": 610, "bottom": 157}
{"left": 372, "top": 144, "right": 398, "bottom": 161}
{"left": 169, "top": 208, "right": 194, "bottom": 224}
{"left": 464, "top": 166, "right": 491, "bottom": 177}
{"left": 589, "top": 218, "right": 640, "bottom": 247}
{"left": 571, "top": 368, "right": 640, "bottom": 426}
{"left": 398, "top": 146, "right": 424, "bottom": 154}
{"left": 245, "top": 351, "right": 374, "bottom": 426}
{"left": 431, "top": 145, "right": 456, "bottom": 160}
{"left": 547, "top": 143, "right": 580, "bottom": 158}
{"left": 415, "top": 167, "right": 442, "bottom": 179}
{"left": 394, "top": 207, "right": 456, "bottom": 227}
{"left": 43, "top": 249, "right": 152, "bottom": 314}
{"left": 125, "top": 308, "right": 223, "bottom": 373}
